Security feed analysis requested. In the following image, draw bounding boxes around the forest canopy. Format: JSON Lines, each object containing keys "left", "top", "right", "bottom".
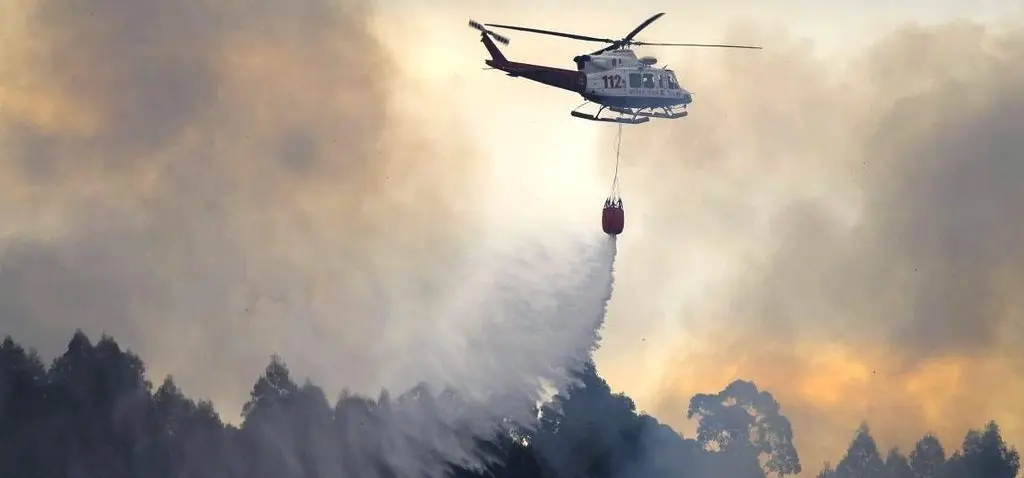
{"left": 0, "top": 330, "right": 1017, "bottom": 478}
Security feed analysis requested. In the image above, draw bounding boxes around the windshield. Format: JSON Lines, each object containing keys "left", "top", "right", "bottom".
{"left": 665, "top": 71, "right": 679, "bottom": 89}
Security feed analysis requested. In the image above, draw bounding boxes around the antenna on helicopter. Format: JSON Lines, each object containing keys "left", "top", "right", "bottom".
{"left": 469, "top": 19, "right": 510, "bottom": 45}
{"left": 484, "top": 12, "right": 761, "bottom": 55}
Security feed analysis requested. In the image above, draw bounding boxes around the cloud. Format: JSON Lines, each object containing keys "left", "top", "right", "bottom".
{"left": 604, "top": 19, "right": 1024, "bottom": 468}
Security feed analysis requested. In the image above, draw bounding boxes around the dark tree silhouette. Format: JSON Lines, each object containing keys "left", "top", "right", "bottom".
{"left": 882, "top": 447, "right": 914, "bottom": 478}
{"left": 0, "top": 336, "right": 48, "bottom": 477}
{"left": 910, "top": 433, "right": 947, "bottom": 478}
{"left": 816, "top": 426, "right": 1020, "bottom": 478}
{"left": 531, "top": 361, "right": 647, "bottom": 477}
{"left": 0, "top": 331, "right": 1020, "bottom": 478}
{"left": 947, "top": 421, "right": 1020, "bottom": 478}
{"left": 687, "top": 379, "right": 802, "bottom": 477}
{"left": 834, "top": 423, "right": 884, "bottom": 478}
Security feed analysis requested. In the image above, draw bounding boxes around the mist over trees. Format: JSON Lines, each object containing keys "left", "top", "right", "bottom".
{"left": 0, "top": 331, "right": 1018, "bottom": 478}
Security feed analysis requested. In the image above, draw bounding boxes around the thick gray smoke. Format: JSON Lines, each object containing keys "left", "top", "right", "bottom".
{"left": 0, "top": 0, "right": 623, "bottom": 475}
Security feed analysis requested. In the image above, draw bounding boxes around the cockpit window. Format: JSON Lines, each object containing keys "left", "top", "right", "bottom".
{"left": 641, "top": 73, "right": 655, "bottom": 88}
{"left": 666, "top": 74, "right": 679, "bottom": 89}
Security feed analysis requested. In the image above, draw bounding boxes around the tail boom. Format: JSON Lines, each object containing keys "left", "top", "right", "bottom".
{"left": 479, "top": 33, "right": 584, "bottom": 94}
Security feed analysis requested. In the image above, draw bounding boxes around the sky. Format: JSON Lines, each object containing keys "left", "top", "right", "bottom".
{"left": 2, "top": 0, "right": 1024, "bottom": 474}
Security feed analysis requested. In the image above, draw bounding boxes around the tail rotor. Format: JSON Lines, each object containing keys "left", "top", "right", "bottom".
{"left": 469, "top": 19, "right": 511, "bottom": 45}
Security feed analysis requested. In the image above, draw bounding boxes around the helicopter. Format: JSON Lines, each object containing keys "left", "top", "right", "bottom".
{"left": 468, "top": 13, "right": 761, "bottom": 124}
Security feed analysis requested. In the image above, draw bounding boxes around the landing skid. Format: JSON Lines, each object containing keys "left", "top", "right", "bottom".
{"left": 570, "top": 102, "right": 649, "bottom": 124}
{"left": 570, "top": 102, "right": 688, "bottom": 124}
{"left": 571, "top": 110, "right": 649, "bottom": 124}
{"left": 608, "top": 105, "right": 688, "bottom": 120}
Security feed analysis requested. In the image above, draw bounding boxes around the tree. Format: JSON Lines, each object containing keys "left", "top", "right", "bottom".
{"left": 335, "top": 389, "right": 392, "bottom": 478}
{"left": 242, "top": 354, "right": 299, "bottom": 420}
{"left": 3, "top": 329, "right": 1022, "bottom": 478}
{"left": 526, "top": 360, "right": 711, "bottom": 478}
{"left": 150, "top": 376, "right": 235, "bottom": 478}
{"left": 688, "top": 379, "right": 802, "bottom": 477}
{"left": 40, "top": 331, "right": 153, "bottom": 478}
{"left": 239, "top": 355, "right": 304, "bottom": 478}
{"left": 947, "top": 421, "right": 1020, "bottom": 478}
{"left": 0, "top": 336, "right": 48, "bottom": 477}
{"left": 883, "top": 447, "right": 914, "bottom": 478}
{"left": 909, "top": 433, "right": 947, "bottom": 478}
{"left": 628, "top": 415, "right": 703, "bottom": 478}
{"left": 292, "top": 381, "right": 343, "bottom": 478}
{"left": 531, "top": 360, "right": 646, "bottom": 478}
{"left": 834, "top": 423, "right": 885, "bottom": 478}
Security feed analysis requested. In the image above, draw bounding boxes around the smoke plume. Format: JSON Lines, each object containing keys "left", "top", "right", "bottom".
{"left": 601, "top": 19, "right": 1024, "bottom": 465}
{"left": 0, "top": 0, "right": 454, "bottom": 401}
{"left": 0, "top": 0, "right": 623, "bottom": 475}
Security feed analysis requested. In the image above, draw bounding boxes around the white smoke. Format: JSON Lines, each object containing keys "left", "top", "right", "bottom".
{"left": 326, "top": 233, "right": 619, "bottom": 478}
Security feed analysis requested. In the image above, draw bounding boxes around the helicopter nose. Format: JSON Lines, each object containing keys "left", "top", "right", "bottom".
{"left": 681, "top": 93, "right": 693, "bottom": 104}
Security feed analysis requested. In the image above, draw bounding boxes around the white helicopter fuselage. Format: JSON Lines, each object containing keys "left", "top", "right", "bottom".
{"left": 574, "top": 49, "right": 692, "bottom": 109}
{"left": 470, "top": 12, "right": 760, "bottom": 123}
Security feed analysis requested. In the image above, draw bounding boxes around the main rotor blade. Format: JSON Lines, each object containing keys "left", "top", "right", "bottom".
{"left": 632, "top": 41, "right": 762, "bottom": 49}
{"left": 622, "top": 12, "right": 665, "bottom": 43}
{"left": 484, "top": 23, "right": 616, "bottom": 44}
{"left": 586, "top": 12, "right": 665, "bottom": 56}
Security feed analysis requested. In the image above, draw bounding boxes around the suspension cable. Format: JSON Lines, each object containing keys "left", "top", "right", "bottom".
{"left": 609, "top": 123, "right": 623, "bottom": 199}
